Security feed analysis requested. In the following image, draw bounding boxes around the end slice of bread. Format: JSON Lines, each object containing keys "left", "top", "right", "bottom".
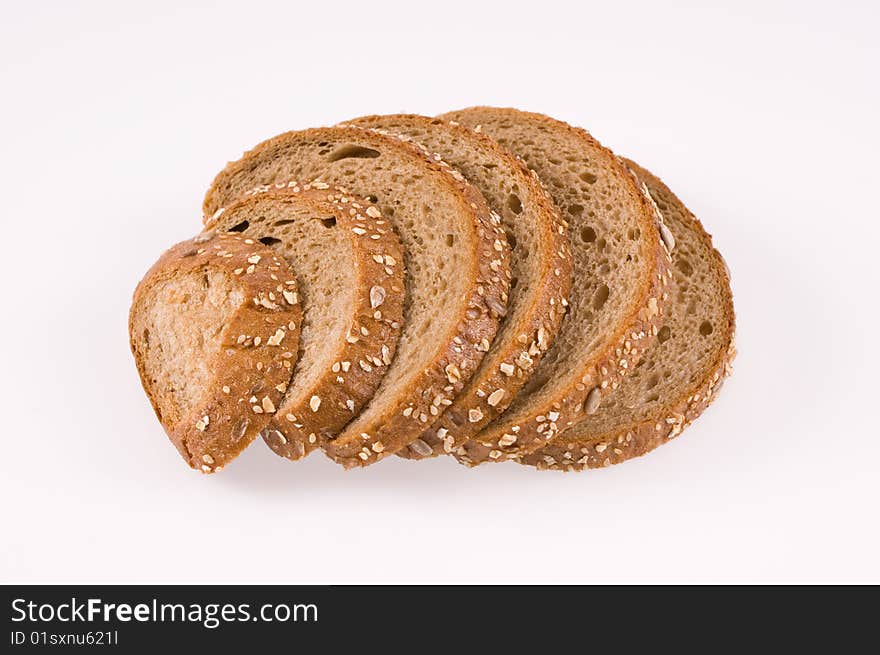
{"left": 440, "top": 108, "right": 672, "bottom": 463}
{"left": 343, "top": 114, "right": 573, "bottom": 459}
{"left": 203, "top": 182, "right": 405, "bottom": 461}
{"left": 204, "top": 127, "right": 511, "bottom": 466}
{"left": 129, "top": 233, "right": 302, "bottom": 472}
{"left": 520, "top": 161, "right": 736, "bottom": 471}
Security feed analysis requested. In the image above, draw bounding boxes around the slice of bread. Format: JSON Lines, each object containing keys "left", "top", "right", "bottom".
{"left": 202, "top": 182, "right": 405, "bottom": 461}
{"left": 440, "top": 107, "right": 672, "bottom": 464}
{"left": 204, "top": 127, "right": 510, "bottom": 466}
{"left": 129, "top": 233, "right": 302, "bottom": 473}
{"left": 343, "top": 114, "right": 572, "bottom": 459}
{"left": 521, "top": 161, "right": 736, "bottom": 470}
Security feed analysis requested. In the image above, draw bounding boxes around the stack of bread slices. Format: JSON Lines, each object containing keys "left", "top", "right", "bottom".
{"left": 130, "top": 108, "right": 735, "bottom": 474}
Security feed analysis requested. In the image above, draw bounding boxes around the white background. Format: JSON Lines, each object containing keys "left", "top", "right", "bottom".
{"left": 1, "top": 0, "right": 877, "bottom": 584}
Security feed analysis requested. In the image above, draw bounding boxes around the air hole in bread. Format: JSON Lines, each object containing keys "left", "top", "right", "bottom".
{"left": 580, "top": 226, "right": 596, "bottom": 243}
{"left": 505, "top": 230, "right": 517, "bottom": 249}
{"left": 319, "top": 216, "right": 337, "bottom": 228}
{"left": 326, "top": 145, "right": 380, "bottom": 162}
{"left": 676, "top": 259, "right": 693, "bottom": 276}
{"left": 228, "top": 220, "right": 249, "bottom": 233}
{"left": 580, "top": 171, "right": 598, "bottom": 184}
{"left": 628, "top": 227, "right": 641, "bottom": 240}
{"left": 274, "top": 219, "right": 296, "bottom": 227}
{"left": 507, "top": 194, "right": 523, "bottom": 214}
{"left": 593, "top": 284, "right": 609, "bottom": 310}
{"left": 510, "top": 276, "right": 519, "bottom": 290}
{"left": 366, "top": 195, "right": 378, "bottom": 203}
{"left": 421, "top": 204, "right": 434, "bottom": 225}
{"left": 657, "top": 325, "right": 672, "bottom": 343}
{"left": 699, "top": 320, "right": 714, "bottom": 336}
{"left": 259, "top": 236, "right": 282, "bottom": 246}
{"left": 569, "top": 204, "right": 584, "bottom": 216}
{"left": 596, "top": 238, "right": 607, "bottom": 252}
{"left": 445, "top": 234, "right": 454, "bottom": 247}
{"left": 646, "top": 373, "right": 660, "bottom": 389}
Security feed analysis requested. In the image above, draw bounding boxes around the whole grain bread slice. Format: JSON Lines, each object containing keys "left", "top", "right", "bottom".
{"left": 439, "top": 107, "right": 672, "bottom": 464}
{"left": 204, "top": 127, "right": 510, "bottom": 467}
{"left": 342, "top": 114, "right": 572, "bottom": 459}
{"left": 202, "top": 182, "right": 405, "bottom": 461}
{"left": 520, "top": 161, "right": 736, "bottom": 470}
{"left": 129, "top": 233, "right": 302, "bottom": 473}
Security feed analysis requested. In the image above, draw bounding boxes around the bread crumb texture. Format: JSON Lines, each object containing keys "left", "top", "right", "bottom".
{"left": 439, "top": 108, "right": 672, "bottom": 464}
{"left": 204, "top": 181, "right": 405, "bottom": 462}
{"left": 129, "top": 233, "right": 302, "bottom": 472}
{"left": 204, "top": 127, "right": 511, "bottom": 467}
{"left": 517, "top": 160, "right": 736, "bottom": 471}
{"left": 132, "top": 109, "right": 734, "bottom": 475}
{"left": 343, "top": 114, "right": 573, "bottom": 459}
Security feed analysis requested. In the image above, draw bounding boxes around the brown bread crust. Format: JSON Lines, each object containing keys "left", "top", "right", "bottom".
{"left": 341, "top": 115, "right": 573, "bottom": 460}
{"left": 440, "top": 108, "right": 672, "bottom": 464}
{"left": 519, "top": 161, "right": 736, "bottom": 471}
{"left": 203, "top": 182, "right": 405, "bottom": 461}
{"left": 326, "top": 133, "right": 511, "bottom": 467}
{"left": 204, "top": 127, "right": 511, "bottom": 467}
{"left": 129, "top": 233, "right": 301, "bottom": 473}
